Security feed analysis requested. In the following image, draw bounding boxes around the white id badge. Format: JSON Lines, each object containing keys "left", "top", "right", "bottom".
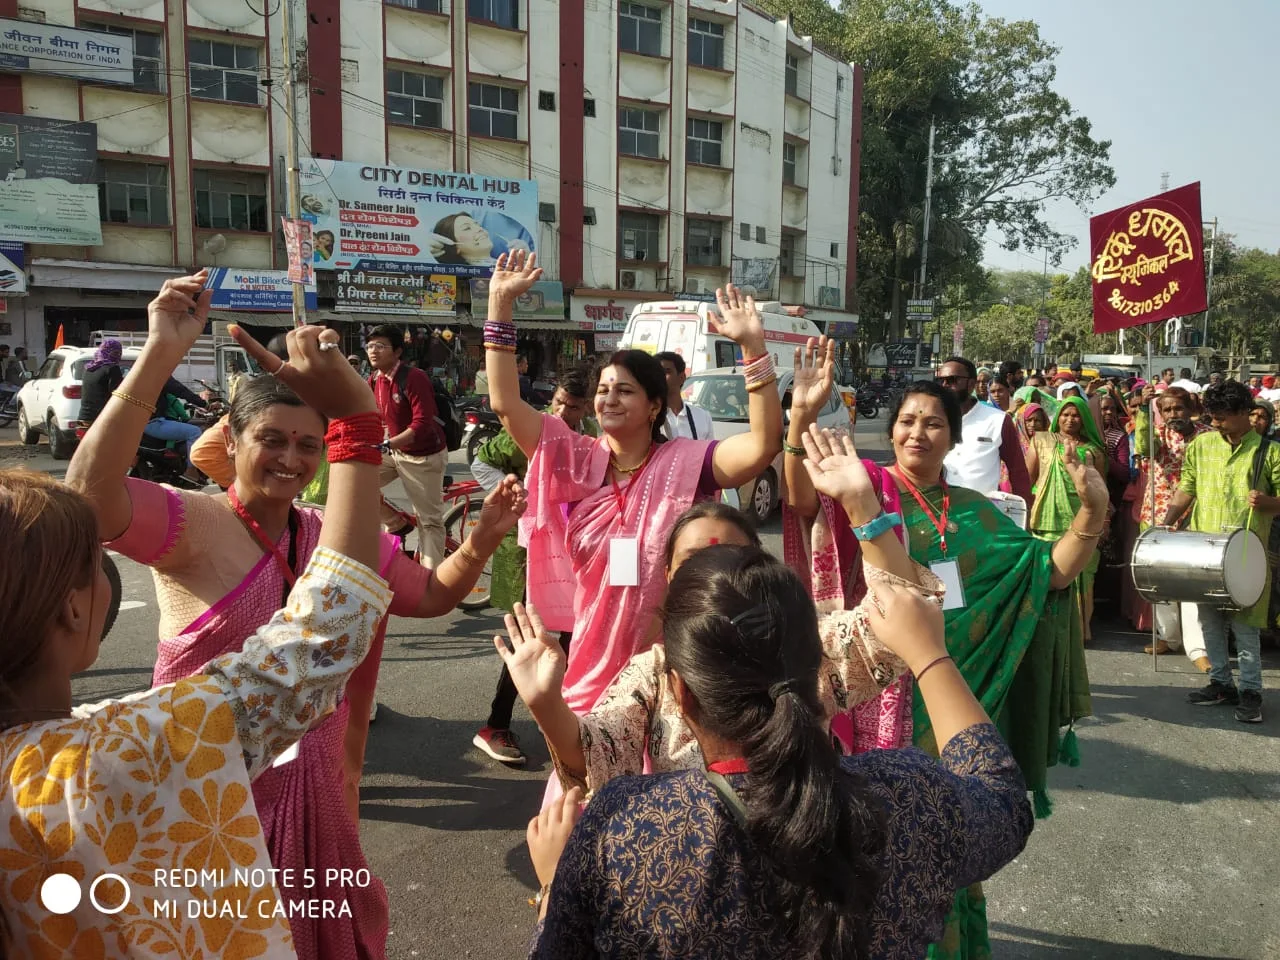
{"left": 273, "top": 741, "right": 300, "bottom": 768}
{"left": 930, "top": 559, "right": 967, "bottom": 611}
{"left": 609, "top": 537, "right": 640, "bottom": 587}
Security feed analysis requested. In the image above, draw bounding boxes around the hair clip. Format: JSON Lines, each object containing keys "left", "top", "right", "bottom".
{"left": 729, "top": 603, "right": 772, "bottom": 641}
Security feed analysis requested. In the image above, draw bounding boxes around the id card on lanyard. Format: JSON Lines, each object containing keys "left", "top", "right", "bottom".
{"left": 608, "top": 456, "right": 648, "bottom": 587}
{"left": 890, "top": 466, "right": 966, "bottom": 611}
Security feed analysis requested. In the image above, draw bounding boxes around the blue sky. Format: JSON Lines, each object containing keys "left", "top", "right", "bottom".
{"left": 948, "top": 0, "right": 1278, "bottom": 272}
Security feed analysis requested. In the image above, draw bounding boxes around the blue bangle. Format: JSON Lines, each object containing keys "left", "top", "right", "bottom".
{"left": 852, "top": 511, "right": 902, "bottom": 542}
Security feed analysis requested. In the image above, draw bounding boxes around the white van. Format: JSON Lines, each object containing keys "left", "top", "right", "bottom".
{"left": 618, "top": 300, "right": 822, "bottom": 374}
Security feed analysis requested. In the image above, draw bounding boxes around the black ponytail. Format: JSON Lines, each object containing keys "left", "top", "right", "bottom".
{"left": 663, "top": 546, "right": 885, "bottom": 959}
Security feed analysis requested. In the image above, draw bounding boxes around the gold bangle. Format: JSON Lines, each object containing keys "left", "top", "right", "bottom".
{"left": 1068, "top": 526, "right": 1103, "bottom": 541}
{"left": 111, "top": 389, "right": 156, "bottom": 415}
{"left": 457, "top": 542, "right": 485, "bottom": 565}
{"left": 745, "top": 374, "right": 778, "bottom": 393}
{"left": 783, "top": 441, "right": 806, "bottom": 457}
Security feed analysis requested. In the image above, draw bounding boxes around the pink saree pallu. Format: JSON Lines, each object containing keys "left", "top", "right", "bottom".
{"left": 148, "top": 503, "right": 398, "bottom": 960}
{"left": 521, "top": 416, "right": 712, "bottom": 804}
{"left": 782, "top": 460, "right": 915, "bottom": 754}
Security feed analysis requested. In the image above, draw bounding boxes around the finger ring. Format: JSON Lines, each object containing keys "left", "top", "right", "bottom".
{"left": 319, "top": 342, "right": 338, "bottom": 352}
{"left": 271, "top": 360, "right": 289, "bottom": 377}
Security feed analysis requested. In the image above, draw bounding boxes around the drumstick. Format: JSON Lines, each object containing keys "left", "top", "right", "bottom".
{"left": 1243, "top": 509, "right": 1255, "bottom": 567}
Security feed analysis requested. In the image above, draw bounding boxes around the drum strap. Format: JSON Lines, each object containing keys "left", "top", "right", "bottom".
{"left": 1251, "top": 437, "right": 1275, "bottom": 494}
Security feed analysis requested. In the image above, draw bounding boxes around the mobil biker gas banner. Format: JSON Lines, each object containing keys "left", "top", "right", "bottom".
{"left": 298, "top": 159, "right": 539, "bottom": 278}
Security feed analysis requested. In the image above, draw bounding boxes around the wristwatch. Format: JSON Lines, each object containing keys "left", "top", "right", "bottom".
{"left": 852, "top": 510, "right": 902, "bottom": 542}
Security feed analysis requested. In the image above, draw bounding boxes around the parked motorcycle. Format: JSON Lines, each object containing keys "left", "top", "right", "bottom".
{"left": 462, "top": 398, "right": 502, "bottom": 465}
{"left": 0, "top": 382, "right": 18, "bottom": 428}
{"left": 855, "top": 385, "right": 880, "bottom": 420}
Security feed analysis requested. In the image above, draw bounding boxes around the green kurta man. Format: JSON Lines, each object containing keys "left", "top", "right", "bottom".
{"left": 472, "top": 370, "right": 597, "bottom": 765}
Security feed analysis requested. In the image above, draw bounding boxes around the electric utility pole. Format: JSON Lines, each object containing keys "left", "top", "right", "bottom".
{"left": 917, "top": 118, "right": 936, "bottom": 301}
{"left": 281, "top": 0, "right": 307, "bottom": 327}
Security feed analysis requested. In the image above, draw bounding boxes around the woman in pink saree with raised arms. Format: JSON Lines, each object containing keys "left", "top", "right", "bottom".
{"left": 66, "top": 269, "right": 527, "bottom": 960}
{"left": 483, "top": 251, "right": 782, "bottom": 794}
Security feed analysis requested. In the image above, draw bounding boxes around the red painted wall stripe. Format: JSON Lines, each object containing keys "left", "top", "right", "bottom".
{"left": 558, "top": 0, "right": 585, "bottom": 289}
{"left": 307, "top": 0, "right": 342, "bottom": 159}
{"left": 0, "top": 0, "right": 20, "bottom": 114}
{"left": 844, "top": 64, "right": 863, "bottom": 311}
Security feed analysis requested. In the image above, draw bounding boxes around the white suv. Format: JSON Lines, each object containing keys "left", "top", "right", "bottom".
{"left": 16, "top": 345, "right": 141, "bottom": 459}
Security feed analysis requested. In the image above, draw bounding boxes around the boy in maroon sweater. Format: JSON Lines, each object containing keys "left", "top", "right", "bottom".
{"left": 365, "top": 323, "right": 449, "bottom": 567}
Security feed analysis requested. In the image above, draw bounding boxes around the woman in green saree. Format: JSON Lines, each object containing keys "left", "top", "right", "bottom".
{"left": 1026, "top": 395, "right": 1109, "bottom": 642}
{"left": 785, "top": 379, "right": 1109, "bottom": 960}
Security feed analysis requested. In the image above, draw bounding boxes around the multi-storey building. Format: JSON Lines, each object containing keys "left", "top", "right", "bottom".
{"left": 0, "top": 0, "right": 861, "bottom": 355}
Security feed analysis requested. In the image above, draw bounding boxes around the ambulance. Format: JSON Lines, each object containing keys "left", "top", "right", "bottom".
{"left": 618, "top": 299, "right": 822, "bottom": 373}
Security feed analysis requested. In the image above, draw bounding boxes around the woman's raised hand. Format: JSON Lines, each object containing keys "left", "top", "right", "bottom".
{"left": 470, "top": 475, "right": 529, "bottom": 554}
{"left": 489, "top": 249, "right": 543, "bottom": 304}
{"left": 147, "top": 271, "right": 213, "bottom": 357}
{"left": 790, "top": 337, "right": 835, "bottom": 420}
{"left": 494, "top": 602, "right": 567, "bottom": 712}
{"left": 1060, "top": 439, "right": 1108, "bottom": 512}
{"left": 800, "top": 424, "right": 880, "bottom": 524}
{"left": 708, "top": 283, "right": 766, "bottom": 357}
{"left": 229, "top": 324, "right": 377, "bottom": 420}
{"left": 863, "top": 582, "right": 948, "bottom": 675}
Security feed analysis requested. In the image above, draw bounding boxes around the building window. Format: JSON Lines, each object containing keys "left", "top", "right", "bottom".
{"left": 619, "top": 211, "right": 660, "bottom": 262}
{"left": 686, "top": 219, "right": 722, "bottom": 267}
{"left": 98, "top": 160, "right": 168, "bottom": 226}
{"left": 688, "top": 18, "right": 724, "bottom": 69}
{"left": 755, "top": 226, "right": 766, "bottom": 243}
{"left": 619, "top": 2, "right": 662, "bottom": 57}
{"left": 386, "top": 0, "right": 444, "bottom": 9}
{"left": 618, "top": 107, "right": 661, "bottom": 159}
{"left": 830, "top": 242, "right": 840, "bottom": 258}
{"left": 687, "top": 117, "right": 722, "bottom": 166}
{"left": 194, "top": 169, "right": 268, "bottom": 232}
{"left": 468, "top": 0, "right": 518, "bottom": 29}
{"left": 779, "top": 233, "right": 797, "bottom": 276}
{"left": 387, "top": 69, "right": 446, "bottom": 129}
{"left": 739, "top": 222, "right": 750, "bottom": 240}
{"left": 785, "top": 53, "right": 799, "bottom": 98}
{"left": 188, "top": 39, "right": 260, "bottom": 105}
{"left": 783, "top": 141, "right": 797, "bottom": 184}
{"left": 96, "top": 24, "right": 164, "bottom": 92}
{"left": 469, "top": 83, "right": 519, "bottom": 139}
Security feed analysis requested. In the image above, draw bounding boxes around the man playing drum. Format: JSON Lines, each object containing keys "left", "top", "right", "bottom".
{"left": 1162, "top": 380, "right": 1280, "bottom": 724}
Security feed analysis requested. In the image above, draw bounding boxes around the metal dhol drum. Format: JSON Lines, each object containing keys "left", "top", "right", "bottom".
{"left": 1130, "top": 527, "right": 1267, "bottom": 609}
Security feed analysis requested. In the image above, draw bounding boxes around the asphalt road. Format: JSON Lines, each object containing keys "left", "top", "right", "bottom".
{"left": 3, "top": 414, "right": 1279, "bottom": 959}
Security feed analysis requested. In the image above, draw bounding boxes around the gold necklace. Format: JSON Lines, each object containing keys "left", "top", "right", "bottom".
{"left": 609, "top": 444, "right": 654, "bottom": 475}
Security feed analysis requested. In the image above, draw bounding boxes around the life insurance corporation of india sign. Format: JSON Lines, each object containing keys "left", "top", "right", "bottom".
{"left": 1089, "top": 182, "right": 1208, "bottom": 334}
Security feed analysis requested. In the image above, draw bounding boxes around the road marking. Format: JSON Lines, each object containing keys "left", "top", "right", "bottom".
{"left": 118, "top": 600, "right": 147, "bottom": 612}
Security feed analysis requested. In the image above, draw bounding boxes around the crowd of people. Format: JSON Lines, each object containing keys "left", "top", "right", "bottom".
{"left": 0, "top": 256, "right": 1272, "bottom": 960}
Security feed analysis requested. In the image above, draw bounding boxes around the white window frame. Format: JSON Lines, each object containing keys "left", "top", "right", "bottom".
{"left": 618, "top": 107, "right": 661, "bottom": 159}
{"left": 387, "top": 69, "right": 447, "bottom": 129}
{"left": 468, "top": 82, "right": 520, "bottom": 140}
{"left": 686, "top": 218, "right": 723, "bottom": 267}
{"left": 688, "top": 17, "right": 724, "bottom": 69}
{"left": 468, "top": 0, "right": 519, "bottom": 29}
{"left": 94, "top": 23, "right": 165, "bottom": 93}
{"left": 619, "top": 2, "right": 663, "bottom": 57}
{"left": 686, "top": 117, "right": 723, "bottom": 167}
{"left": 98, "top": 160, "right": 169, "bottom": 227}
{"left": 194, "top": 169, "right": 269, "bottom": 233}
{"left": 620, "top": 211, "right": 661, "bottom": 262}
{"left": 785, "top": 52, "right": 799, "bottom": 98}
{"left": 783, "top": 141, "right": 797, "bottom": 185}
{"left": 188, "top": 38, "right": 260, "bottom": 105}
{"left": 385, "top": 0, "right": 444, "bottom": 9}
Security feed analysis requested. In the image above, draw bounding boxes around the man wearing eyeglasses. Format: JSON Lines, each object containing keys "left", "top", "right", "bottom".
{"left": 939, "top": 357, "right": 1033, "bottom": 508}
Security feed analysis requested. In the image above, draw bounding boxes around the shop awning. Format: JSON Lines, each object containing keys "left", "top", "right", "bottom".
{"left": 209, "top": 310, "right": 295, "bottom": 328}
{"left": 311, "top": 311, "right": 460, "bottom": 326}
{"left": 464, "top": 318, "right": 581, "bottom": 332}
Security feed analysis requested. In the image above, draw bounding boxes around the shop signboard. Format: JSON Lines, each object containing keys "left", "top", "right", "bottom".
{"left": 0, "top": 19, "right": 135, "bottom": 85}
{"left": 469, "top": 278, "right": 563, "bottom": 321}
{"left": 570, "top": 296, "right": 630, "bottom": 332}
{"left": 0, "top": 113, "right": 100, "bottom": 245}
{"left": 0, "top": 179, "right": 99, "bottom": 244}
{"left": 0, "top": 240, "right": 25, "bottom": 294}
{"left": 334, "top": 269, "right": 457, "bottom": 316}
{"left": 206, "top": 268, "right": 316, "bottom": 312}
{"left": 0, "top": 113, "right": 97, "bottom": 182}
{"left": 299, "top": 159, "right": 539, "bottom": 278}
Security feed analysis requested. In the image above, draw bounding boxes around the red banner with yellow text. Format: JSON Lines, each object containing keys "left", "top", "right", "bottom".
{"left": 1089, "top": 182, "right": 1207, "bottom": 334}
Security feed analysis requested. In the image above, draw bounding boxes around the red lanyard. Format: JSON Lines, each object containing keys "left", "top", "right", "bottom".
{"left": 609, "top": 449, "right": 652, "bottom": 518}
{"left": 707, "top": 758, "right": 749, "bottom": 775}
{"left": 890, "top": 465, "right": 951, "bottom": 555}
{"left": 227, "top": 485, "right": 297, "bottom": 587}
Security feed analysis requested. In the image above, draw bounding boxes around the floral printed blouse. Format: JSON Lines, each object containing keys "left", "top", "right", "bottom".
{"left": 531, "top": 723, "right": 1033, "bottom": 959}
{"left": 553, "top": 560, "right": 943, "bottom": 794}
{"left": 0, "top": 547, "right": 393, "bottom": 960}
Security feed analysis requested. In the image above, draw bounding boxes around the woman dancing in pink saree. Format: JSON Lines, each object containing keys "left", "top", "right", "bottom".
{"left": 483, "top": 252, "right": 782, "bottom": 800}
{"left": 66, "top": 273, "right": 527, "bottom": 960}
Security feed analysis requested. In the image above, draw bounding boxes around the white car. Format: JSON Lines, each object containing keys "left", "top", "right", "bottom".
{"left": 684, "top": 367, "right": 856, "bottom": 523}
{"left": 16, "top": 345, "right": 141, "bottom": 459}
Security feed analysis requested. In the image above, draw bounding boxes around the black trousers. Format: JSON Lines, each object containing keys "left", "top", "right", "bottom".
{"left": 486, "top": 631, "right": 573, "bottom": 730}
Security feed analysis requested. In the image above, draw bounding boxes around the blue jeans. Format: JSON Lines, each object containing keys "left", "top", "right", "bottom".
{"left": 143, "top": 418, "right": 203, "bottom": 464}
{"left": 1197, "top": 604, "right": 1263, "bottom": 693}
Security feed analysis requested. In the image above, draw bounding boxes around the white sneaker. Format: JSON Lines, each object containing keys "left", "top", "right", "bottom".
{"left": 369, "top": 701, "right": 378, "bottom": 722}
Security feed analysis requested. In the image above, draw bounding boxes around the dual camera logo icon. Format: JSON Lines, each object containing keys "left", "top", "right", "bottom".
{"left": 40, "top": 872, "right": 132, "bottom": 915}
